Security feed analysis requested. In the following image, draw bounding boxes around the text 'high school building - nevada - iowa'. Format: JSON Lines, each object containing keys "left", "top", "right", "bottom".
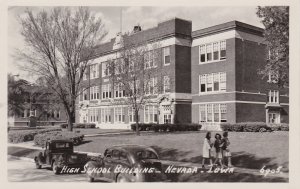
{"left": 76, "top": 18, "right": 289, "bottom": 130}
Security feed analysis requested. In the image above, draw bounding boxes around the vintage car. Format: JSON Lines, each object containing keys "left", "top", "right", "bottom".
{"left": 84, "top": 145, "right": 167, "bottom": 182}
{"left": 34, "top": 139, "right": 88, "bottom": 174}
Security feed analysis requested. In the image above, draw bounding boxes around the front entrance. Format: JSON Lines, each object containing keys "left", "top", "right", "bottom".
{"left": 163, "top": 114, "right": 172, "bottom": 124}
{"left": 268, "top": 112, "right": 280, "bottom": 124}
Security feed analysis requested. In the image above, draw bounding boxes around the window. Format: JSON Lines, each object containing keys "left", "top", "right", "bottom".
{"left": 199, "top": 40, "right": 226, "bottom": 63}
{"left": 144, "top": 51, "right": 152, "bottom": 69}
{"left": 115, "top": 84, "right": 125, "bottom": 98}
{"left": 102, "top": 62, "right": 110, "bottom": 77}
{"left": 89, "top": 108, "right": 98, "bottom": 123}
{"left": 199, "top": 103, "right": 227, "bottom": 123}
{"left": 206, "top": 44, "right": 212, "bottom": 62}
{"left": 90, "top": 64, "right": 99, "bottom": 79}
{"left": 163, "top": 47, "right": 170, "bottom": 65}
{"left": 267, "top": 71, "right": 279, "bottom": 83}
{"left": 114, "top": 107, "right": 125, "bottom": 123}
{"left": 90, "top": 86, "right": 100, "bottom": 100}
{"left": 102, "top": 84, "right": 112, "bottom": 99}
{"left": 56, "top": 111, "right": 60, "bottom": 119}
{"left": 268, "top": 112, "right": 280, "bottom": 124}
{"left": 220, "top": 40, "right": 226, "bottom": 60}
{"left": 83, "top": 88, "right": 88, "bottom": 100}
{"left": 200, "top": 45, "right": 206, "bottom": 63}
{"left": 268, "top": 90, "right": 279, "bottom": 103}
{"left": 83, "top": 68, "right": 88, "bottom": 80}
{"left": 213, "top": 42, "right": 219, "bottom": 60}
{"left": 128, "top": 107, "right": 140, "bottom": 123}
{"left": 144, "top": 105, "right": 158, "bottom": 123}
{"left": 145, "top": 77, "right": 158, "bottom": 95}
{"left": 163, "top": 76, "right": 170, "bottom": 93}
{"left": 101, "top": 108, "right": 111, "bottom": 123}
{"left": 199, "top": 72, "right": 226, "bottom": 94}
{"left": 129, "top": 80, "right": 140, "bottom": 94}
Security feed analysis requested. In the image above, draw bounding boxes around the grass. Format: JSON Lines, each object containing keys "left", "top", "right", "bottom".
{"left": 75, "top": 131, "right": 289, "bottom": 171}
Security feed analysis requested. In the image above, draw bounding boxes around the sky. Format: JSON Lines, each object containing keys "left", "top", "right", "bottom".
{"left": 7, "top": 6, "right": 264, "bottom": 81}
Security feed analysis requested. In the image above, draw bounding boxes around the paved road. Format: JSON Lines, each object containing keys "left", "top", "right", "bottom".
{"left": 8, "top": 156, "right": 88, "bottom": 182}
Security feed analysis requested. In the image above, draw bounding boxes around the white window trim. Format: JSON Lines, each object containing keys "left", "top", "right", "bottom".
{"left": 199, "top": 72, "right": 226, "bottom": 95}
{"left": 163, "top": 46, "right": 171, "bottom": 66}
{"left": 199, "top": 103, "right": 227, "bottom": 123}
{"left": 199, "top": 40, "right": 226, "bottom": 64}
{"left": 163, "top": 76, "right": 170, "bottom": 94}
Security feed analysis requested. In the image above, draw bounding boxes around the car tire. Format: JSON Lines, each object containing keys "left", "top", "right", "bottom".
{"left": 52, "top": 162, "right": 60, "bottom": 175}
{"left": 117, "top": 174, "right": 128, "bottom": 182}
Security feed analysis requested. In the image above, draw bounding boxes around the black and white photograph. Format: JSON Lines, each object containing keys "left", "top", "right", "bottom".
{"left": 2, "top": 0, "right": 300, "bottom": 186}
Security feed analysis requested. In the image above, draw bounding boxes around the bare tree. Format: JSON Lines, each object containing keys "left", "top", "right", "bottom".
{"left": 16, "top": 7, "right": 107, "bottom": 131}
{"left": 106, "top": 35, "right": 169, "bottom": 135}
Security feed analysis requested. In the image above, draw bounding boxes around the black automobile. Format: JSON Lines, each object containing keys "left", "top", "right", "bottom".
{"left": 34, "top": 139, "right": 88, "bottom": 174}
{"left": 84, "top": 145, "right": 167, "bottom": 182}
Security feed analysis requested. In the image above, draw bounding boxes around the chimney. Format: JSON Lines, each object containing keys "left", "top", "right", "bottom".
{"left": 133, "top": 25, "right": 142, "bottom": 33}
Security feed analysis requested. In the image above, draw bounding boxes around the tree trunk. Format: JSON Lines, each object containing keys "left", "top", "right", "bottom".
{"left": 67, "top": 110, "right": 75, "bottom": 132}
{"left": 135, "top": 109, "right": 140, "bottom": 136}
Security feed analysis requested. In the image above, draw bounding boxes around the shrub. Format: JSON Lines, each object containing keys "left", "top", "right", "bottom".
{"left": 269, "top": 123, "right": 289, "bottom": 131}
{"left": 8, "top": 128, "right": 62, "bottom": 143}
{"left": 130, "top": 123, "right": 202, "bottom": 132}
{"left": 60, "top": 123, "right": 96, "bottom": 129}
{"left": 221, "top": 122, "right": 272, "bottom": 132}
{"left": 34, "top": 131, "right": 84, "bottom": 146}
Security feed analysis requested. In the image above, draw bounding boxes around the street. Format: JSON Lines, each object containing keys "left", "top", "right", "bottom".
{"left": 8, "top": 156, "right": 87, "bottom": 182}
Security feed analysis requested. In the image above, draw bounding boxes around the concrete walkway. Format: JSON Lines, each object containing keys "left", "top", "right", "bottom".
{"left": 7, "top": 142, "right": 288, "bottom": 180}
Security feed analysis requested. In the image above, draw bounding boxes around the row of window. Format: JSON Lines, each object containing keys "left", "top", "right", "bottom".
{"left": 81, "top": 76, "right": 171, "bottom": 101}
{"left": 85, "top": 105, "right": 159, "bottom": 124}
{"left": 199, "top": 40, "right": 226, "bottom": 63}
{"left": 199, "top": 72, "right": 226, "bottom": 94}
{"left": 199, "top": 103, "right": 227, "bottom": 123}
{"left": 83, "top": 46, "right": 171, "bottom": 80}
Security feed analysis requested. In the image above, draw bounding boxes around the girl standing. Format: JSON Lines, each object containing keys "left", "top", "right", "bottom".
{"left": 213, "top": 133, "right": 224, "bottom": 168}
{"left": 202, "top": 132, "right": 213, "bottom": 168}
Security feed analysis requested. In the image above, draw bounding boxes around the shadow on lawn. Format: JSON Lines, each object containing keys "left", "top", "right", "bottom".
{"left": 151, "top": 145, "right": 288, "bottom": 172}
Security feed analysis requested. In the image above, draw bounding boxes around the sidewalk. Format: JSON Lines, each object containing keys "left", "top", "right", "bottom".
{"left": 7, "top": 142, "right": 288, "bottom": 179}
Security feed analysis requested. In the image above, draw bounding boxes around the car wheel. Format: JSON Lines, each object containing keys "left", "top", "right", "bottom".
{"left": 52, "top": 162, "right": 60, "bottom": 174}
{"left": 117, "top": 174, "right": 128, "bottom": 182}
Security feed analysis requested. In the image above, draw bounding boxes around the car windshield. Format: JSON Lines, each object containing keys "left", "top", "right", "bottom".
{"left": 55, "top": 142, "right": 71, "bottom": 149}
{"left": 136, "top": 150, "right": 158, "bottom": 160}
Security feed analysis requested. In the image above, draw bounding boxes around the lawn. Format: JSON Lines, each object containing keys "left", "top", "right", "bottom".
{"left": 75, "top": 131, "right": 289, "bottom": 171}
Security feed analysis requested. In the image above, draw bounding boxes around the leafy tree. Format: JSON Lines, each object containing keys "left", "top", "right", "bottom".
{"left": 256, "top": 6, "right": 289, "bottom": 88}
{"left": 7, "top": 74, "right": 28, "bottom": 117}
{"left": 105, "top": 34, "right": 168, "bottom": 135}
{"left": 16, "top": 7, "right": 107, "bottom": 131}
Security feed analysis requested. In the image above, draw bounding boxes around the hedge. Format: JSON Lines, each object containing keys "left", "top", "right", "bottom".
{"left": 269, "top": 123, "right": 289, "bottom": 131}
{"left": 131, "top": 123, "right": 202, "bottom": 132}
{"left": 34, "top": 131, "right": 84, "bottom": 146}
{"left": 60, "top": 123, "right": 96, "bottom": 129}
{"left": 8, "top": 128, "right": 62, "bottom": 143}
{"left": 220, "top": 122, "right": 289, "bottom": 132}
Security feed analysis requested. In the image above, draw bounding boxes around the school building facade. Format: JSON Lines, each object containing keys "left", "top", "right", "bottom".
{"left": 75, "top": 18, "right": 289, "bottom": 130}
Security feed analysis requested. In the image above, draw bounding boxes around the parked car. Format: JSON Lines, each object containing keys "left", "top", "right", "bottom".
{"left": 84, "top": 145, "right": 167, "bottom": 182}
{"left": 34, "top": 139, "right": 88, "bottom": 174}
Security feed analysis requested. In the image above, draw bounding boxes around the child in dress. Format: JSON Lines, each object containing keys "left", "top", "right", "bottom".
{"left": 213, "top": 133, "right": 224, "bottom": 168}
{"left": 221, "top": 131, "right": 233, "bottom": 167}
{"left": 202, "top": 132, "right": 213, "bottom": 168}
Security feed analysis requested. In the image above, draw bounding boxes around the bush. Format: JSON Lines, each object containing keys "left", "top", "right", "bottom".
{"left": 269, "top": 123, "right": 289, "bottom": 131}
{"left": 8, "top": 128, "right": 62, "bottom": 143}
{"left": 221, "top": 122, "right": 272, "bottom": 132}
{"left": 34, "top": 131, "right": 84, "bottom": 146}
{"left": 60, "top": 123, "right": 96, "bottom": 129}
{"left": 130, "top": 123, "right": 202, "bottom": 132}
